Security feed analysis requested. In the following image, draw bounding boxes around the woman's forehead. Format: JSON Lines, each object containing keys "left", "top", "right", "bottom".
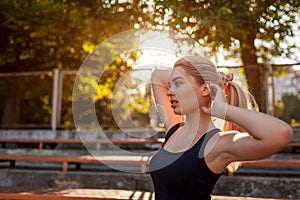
{"left": 169, "top": 66, "right": 202, "bottom": 87}
{"left": 169, "top": 67, "right": 188, "bottom": 78}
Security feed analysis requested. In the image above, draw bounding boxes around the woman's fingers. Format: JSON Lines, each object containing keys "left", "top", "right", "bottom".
{"left": 203, "top": 83, "right": 227, "bottom": 119}
{"left": 208, "top": 83, "right": 224, "bottom": 101}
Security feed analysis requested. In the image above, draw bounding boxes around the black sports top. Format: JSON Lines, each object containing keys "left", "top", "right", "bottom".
{"left": 149, "top": 123, "right": 223, "bottom": 200}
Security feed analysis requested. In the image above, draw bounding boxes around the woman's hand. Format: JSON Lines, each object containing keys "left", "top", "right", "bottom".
{"left": 201, "top": 83, "right": 227, "bottom": 120}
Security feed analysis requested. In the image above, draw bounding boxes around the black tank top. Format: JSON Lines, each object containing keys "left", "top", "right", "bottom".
{"left": 149, "top": 123, "right": 223, "bottom": 200}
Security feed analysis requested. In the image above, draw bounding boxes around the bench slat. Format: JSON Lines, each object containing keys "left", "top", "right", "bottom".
{"left": 242, "top": 159, "right": 300, "bottom": 167}
{"left": 286, "top": 142, "right": 300, "bottom": 147}
{"left": 0, "top": 138, "right": 163, "bottom": 150}
{"left": 1, "top": 153, "right": 299, "bottom": 174}
{"left": 0, "top": 154, "right": 150, "bottom": 173}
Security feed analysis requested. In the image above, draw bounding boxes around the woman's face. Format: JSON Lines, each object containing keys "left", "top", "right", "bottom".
{"left": 167, "top": 66, "right": 207, "bottom": 115}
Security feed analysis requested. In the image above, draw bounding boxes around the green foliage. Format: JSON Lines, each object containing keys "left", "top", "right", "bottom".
{"left": 0, "top": 0, "right": 145, "bottom": 129}
{"left": 138, "top": 0, "right": 300, "bottom": 62}
{"left": 133, "top": 0, "right": 300, "bottom": 112}
{"left": 0, "top": 0, "right": 137, "bottom": 72}
{"left": 1, "top": 0, "right": 299, "bottom": 128}
{"left": 276, "top": 94, "right": 300, "bottom": 127}
{"left": 272, "top": 65, "right": 293, "bottom": 77}
{"left": 0, "top": 73, "right": 53, "bottom": 127}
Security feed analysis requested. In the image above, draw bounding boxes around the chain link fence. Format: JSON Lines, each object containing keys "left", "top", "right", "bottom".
{"left": 0, "top": 71, "right": 53, "bottom": 128}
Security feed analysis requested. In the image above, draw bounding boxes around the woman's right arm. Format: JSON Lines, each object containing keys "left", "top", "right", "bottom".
{"left": 151, "top": 69, "right": 183, "bottom": 133}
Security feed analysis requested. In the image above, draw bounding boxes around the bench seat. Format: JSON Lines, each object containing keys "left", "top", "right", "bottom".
{"left": 0, "top": 154, "right": 150, "bottom": 173}
{"left": 0, "top": 138, "right": 163, "bottom": 150}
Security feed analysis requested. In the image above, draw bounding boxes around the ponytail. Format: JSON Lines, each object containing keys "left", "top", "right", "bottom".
{"left": 219, "top": 72, "right": 259, "bottom": 132}
{"left": 218, "top": 72, "right": 259, "bottom": 175}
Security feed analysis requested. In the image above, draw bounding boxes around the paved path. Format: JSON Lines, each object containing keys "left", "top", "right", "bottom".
{"left": 0, "top": 187, "right": 292, "bottom": 200}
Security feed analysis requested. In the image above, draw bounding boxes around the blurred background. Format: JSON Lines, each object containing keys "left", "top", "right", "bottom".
{"left": 0, "top": 1, "right": 299, "bottom": 199}
{"left": 0, "top": 0, "right": 299, "bottom": 130}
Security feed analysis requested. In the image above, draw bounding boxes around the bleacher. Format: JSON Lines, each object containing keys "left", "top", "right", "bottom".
{"left": 0, "top": 129, "right": 299, "bottom": 199}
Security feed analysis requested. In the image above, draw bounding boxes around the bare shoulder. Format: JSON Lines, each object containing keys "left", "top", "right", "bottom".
{"left": 204, "top": 130, "right": 238, "bottom": 155}
{"left": 205, "top": 130, "right": 252, "bottom": 158}
{"left": 216, "top": 130, "right": 279, "bottom": 162}
{"left": 203, "top": 130, "right": 241, "bottom": 173}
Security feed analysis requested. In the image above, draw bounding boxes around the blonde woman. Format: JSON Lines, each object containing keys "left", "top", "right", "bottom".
{"left": 149, "top": 55, "right": 292, "bottom": 200}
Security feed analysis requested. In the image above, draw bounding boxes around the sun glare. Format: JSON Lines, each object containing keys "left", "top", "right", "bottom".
{"left": 133, "top": 49, "right": 177, "bottom": 70}
{"left": 293, "top": 64, "right": 300, "bottom": 71}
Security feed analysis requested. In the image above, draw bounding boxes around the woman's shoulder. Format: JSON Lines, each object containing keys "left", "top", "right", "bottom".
{"left": 164, "top": 122, "right": 184, "bottom": 139}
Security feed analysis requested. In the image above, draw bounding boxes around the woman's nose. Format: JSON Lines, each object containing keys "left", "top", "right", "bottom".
{"left": 166, "top": 88, "right": 174, "bottom": 96}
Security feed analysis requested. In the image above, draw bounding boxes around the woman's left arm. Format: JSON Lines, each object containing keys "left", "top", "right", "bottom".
{"left": 225, "top": 104, "right": 292, "bottom": 160}
{"left": 202, "top": 84, "right": 293, "bottom": 161}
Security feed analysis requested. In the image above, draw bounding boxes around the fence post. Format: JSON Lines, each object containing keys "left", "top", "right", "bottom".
{"left": 51, "top": 69, "right": 60, "bottom": 131}
{"left": 265, "top": 63, "right": 276, "bottom": 116}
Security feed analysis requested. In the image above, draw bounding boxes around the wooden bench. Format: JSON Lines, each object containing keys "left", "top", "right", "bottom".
{"left": 0, "top": 138, "right": 298, "bottom": 174}
{"left": 286, "top": 141, "right": 300, "bottom": 147}
{"left": 227, "top": 159, "right": 300, "bottom": 176}
{"left": 241, "top": 159, "right": 300, "bottom": 168}
{"left": 286, "top": 140, "right": 300, "bottom": 153}
{"left": 0, "top": 187, "right": 288, "bottom": 200}
{"left": 0, "top": 154, "right": 151, "bottom": 173}
{"left": 0, "top": 138, "right": 163, "bottom": 150}
{"left": 0, "top": 151, "right": 299, "bottom": 174}
{"left": 1, "top": 138, "right": 298, "bottom": 152}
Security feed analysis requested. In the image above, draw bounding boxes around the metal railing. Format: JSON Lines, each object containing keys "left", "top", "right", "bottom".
{"left": 0, "top": 65, "right": 299, "bottom": 130}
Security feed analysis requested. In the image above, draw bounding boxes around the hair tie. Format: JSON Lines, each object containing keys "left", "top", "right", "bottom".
{"left": 218, "top": 72, "right": 233, "bottom": 86}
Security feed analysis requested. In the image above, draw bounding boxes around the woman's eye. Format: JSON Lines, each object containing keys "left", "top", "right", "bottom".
{"left": 175, "top": 82, "right": 183, "bottom": 87}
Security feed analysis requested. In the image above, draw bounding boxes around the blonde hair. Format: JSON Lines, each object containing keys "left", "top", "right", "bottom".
{"left": 174, "top": 55, "right": 259, "bottom": 174}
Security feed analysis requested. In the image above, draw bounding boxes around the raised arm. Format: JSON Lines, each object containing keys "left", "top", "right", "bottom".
{"left": 203, "top": 84, "right": 293, "bottom": 161}
{"left": 151, "top": 69, "right": 183, "bottom": 133}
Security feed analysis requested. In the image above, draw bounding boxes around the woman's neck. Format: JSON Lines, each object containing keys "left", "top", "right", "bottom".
{"left": 184, "top": 110, "right": 215, "bottom": 135}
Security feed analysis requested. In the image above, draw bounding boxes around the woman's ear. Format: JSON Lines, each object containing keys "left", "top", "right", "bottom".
{"left": 200, "top": 83, "right": 210, "bottom": 97}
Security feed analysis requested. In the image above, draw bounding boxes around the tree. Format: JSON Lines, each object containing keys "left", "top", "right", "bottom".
{"left": 2, "top": 0, "right": 298, "bottom": 128}
{"left": 0, "top": 0, "right": 140, "bottom": 128}
{"left": 132, "top": 0, "right": 300, "bottom": 112}
{"left": 0, "top": 0, "right": 138, "bottom": 72}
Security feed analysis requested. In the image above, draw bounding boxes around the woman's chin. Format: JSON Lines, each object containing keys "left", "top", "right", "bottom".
{"left": 173, "top": 109, "right": 183, "bottom": 115}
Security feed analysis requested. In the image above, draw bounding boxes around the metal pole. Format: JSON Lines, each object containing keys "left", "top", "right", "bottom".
{"left": 51, "top": 69, "right": 60, "bottom": 131}
{"left": 56, "top": 71, "right": 63, "bottom": 128}
{"left": 264, "top": 63, "right": 269, "bottom": 114}
{"left": 270, "top": 65, "right": 277, "bottom": 116}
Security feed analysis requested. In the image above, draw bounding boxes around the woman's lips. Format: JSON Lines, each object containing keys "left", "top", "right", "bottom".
{"left": 170, "top": 99, "right": 178, "bottom": 108}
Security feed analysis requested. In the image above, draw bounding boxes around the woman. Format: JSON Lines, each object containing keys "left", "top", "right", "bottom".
{"left": 149, "top": 55, "right": 292, "bottom": 200}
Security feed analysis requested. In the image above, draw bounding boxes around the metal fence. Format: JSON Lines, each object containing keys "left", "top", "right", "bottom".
{"left": 0, "top": 71, "right": 53, "bottom": 129}
{"left": 0, "top": 65, "right": 299, "bottom": 130}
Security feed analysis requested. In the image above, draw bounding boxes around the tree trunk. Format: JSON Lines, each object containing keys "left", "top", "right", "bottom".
{"left": 240, "top": 34, "right": 266, "bottom": 112}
